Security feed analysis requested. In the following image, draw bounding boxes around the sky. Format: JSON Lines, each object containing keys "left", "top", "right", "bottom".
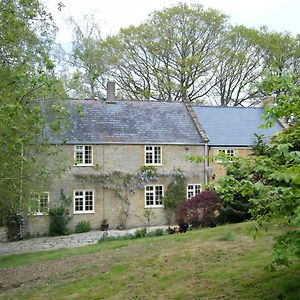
{"left": 44, "top": 0, "right": 299, "bottom": 45}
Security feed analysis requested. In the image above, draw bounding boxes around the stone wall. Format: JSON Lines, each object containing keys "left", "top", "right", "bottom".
{"left": 0, "top": 227, "right": 7, "bottom": 242}
{"left": 27, "top": 144, "right": 205, "bottom": 234}
{"left": 208, "top": 147, "right": 251, "bottom": 182}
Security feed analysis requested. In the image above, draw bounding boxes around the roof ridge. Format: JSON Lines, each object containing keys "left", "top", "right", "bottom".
{"left": 192, "top": 105, "right": 263, "bottom": 109}
{"left": 184, "top": 101, "right": 209, "bottom": 142}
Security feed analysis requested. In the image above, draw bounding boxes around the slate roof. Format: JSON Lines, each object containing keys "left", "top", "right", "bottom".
{"left": 47, "top": 100, "right": 204, "bottom": 145}
{"left": 192, "top": 106, "right": 284, "bottom": 146}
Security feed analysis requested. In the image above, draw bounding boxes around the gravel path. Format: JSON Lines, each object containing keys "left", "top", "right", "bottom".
{"left": 0, "top": 226, "right": 168, "bottom": 256}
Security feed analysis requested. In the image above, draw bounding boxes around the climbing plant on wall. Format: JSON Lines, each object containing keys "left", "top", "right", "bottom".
{"left": 75, "top": 167, "right": 184, "bottom": 228}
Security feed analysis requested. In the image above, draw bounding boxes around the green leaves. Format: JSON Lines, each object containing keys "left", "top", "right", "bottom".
{"left": 214, "top": 73, "right": 300, "bottom": 266}
{"left": 0, "top": 1, "right": 67, "bottom": 223}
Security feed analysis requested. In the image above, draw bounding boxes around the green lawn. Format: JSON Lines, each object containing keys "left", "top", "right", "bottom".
{"left": 0, "top": 222, "right": 299, "bottom": 299}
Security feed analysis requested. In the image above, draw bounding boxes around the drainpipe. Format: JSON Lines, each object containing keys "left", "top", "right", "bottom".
{"left": 102, "top": 146, "right": 105, "bottom": 222}
{"left": 204, "top": 143, "right": 208, "bottom": 186}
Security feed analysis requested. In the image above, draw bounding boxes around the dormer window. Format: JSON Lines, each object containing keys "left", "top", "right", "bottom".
{"left": 145, "top": 146, "right": 162, "bottom": 165}
{"left": 74, "top": 145, "right": 93, "bottom": 166}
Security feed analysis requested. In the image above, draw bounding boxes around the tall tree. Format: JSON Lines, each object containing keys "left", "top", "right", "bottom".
{"left": 105, "top": 3, "right": 228, "bottom": 101}
{"left": 66, "top": 16, "right": 109, "bottom": 99}
{"left": 215, "top": 73, "right": 300, "bottom": 266}
{"left": 261, "top": 30, "right": 300, "bottom": 77}
{"left": 0, "top": 0, "right": 66, "bottom": 226}
{"left": 210, "top": 26, "right": 264, "bottom": 106}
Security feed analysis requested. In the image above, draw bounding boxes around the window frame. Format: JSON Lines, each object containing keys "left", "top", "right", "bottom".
{"left": 73, "top": 189, "right": 95, "bottom": 214}
{"left": 216, "top": 149, "right": 235, "bottom": 162}
{"left": 144, "top": 185, "right": 164, "bottom": 208}
{"left": 74, "top": 145, "right": 93, "bottom": 166}
{"left": 187, "top": 184, "right": 201, "bottom": 199}
{"left": 144, "top": 145, "right": 162, "bottom": 166}
{"left": 34, "top": 192, "right": 49, "bottom": 216}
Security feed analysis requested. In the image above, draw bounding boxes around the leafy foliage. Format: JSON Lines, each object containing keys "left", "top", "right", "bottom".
{"left": 215, "top": 73, "right": 300, "bottom": 266}
{"left": 105, "top": 3, "right": 228, "bottom": 102}
{"left": 163, "top": 176, "right": 186, "bottom": 224}
{"left": 76, "top": 168, "right": 184, "bottom": 229}
{"left": 216, "top": 159, "right": 253, "bottom": 224}
{"left": 0, "top": 0, "right": 67, "bottom": 225}
{"left": 65, "top": 16, "right": 109, "bottom": 99}
{"left": 211, "top": 25, "right": 264, "bottom": 106}
{"left": 66, "top": 4, "right": 299, "bottom": 106}
{"left": 176, "top": 190, "right": 221, "bottom": 227}
{"left": 75, "top": 220, "right": 91, "bottom": 233}
{"left": 134, "top": 228, "right": 147, "bottom": 238}
{"left": 5, "top": 210, "right": 26, "bottom": 241}
{"left": 163, "top": 176, "right": 187, "bottom": 210}
{"left": 49, "top": 190, "right": 71, "bottom": 236}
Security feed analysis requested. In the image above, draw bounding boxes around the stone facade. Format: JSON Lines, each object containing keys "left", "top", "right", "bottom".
{"left": 28, "top": 144, "right": 205, "bottom": 235}
{"left": 208, "top": 147, "right": 251, "bottom": 182}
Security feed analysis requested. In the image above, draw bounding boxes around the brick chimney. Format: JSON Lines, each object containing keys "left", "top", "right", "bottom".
{"left": 106, "top": 81, "right": 116, "bottom": 103}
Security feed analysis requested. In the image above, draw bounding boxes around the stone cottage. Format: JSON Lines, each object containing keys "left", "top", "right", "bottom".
{"left": 27, "top": 89, "right": 284, "bottom": 234}
{"left": 28, "top": 97, "right": 209, "bottom": 234}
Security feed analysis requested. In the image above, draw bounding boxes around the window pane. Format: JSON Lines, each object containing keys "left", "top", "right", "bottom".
{"left": 195, "top": 185, "right": 201, "bottom": 194}
{"left": 146, "top": 191, "right": 154, "bottom": 206}
{"left": 146, "top": 152, "right": 153, "bottom": 164}
{"left": 76, "top": 152, "right": 83, "bottom": 164}
{"left": 75, "top": 198, "right": 83, "bottom": 211}
{"left": 188, "top": 191, "right": 193, "bottom": 198}
{"left": 155, "top": 186, "right": 163, "bottom": 205}
{"left": 75, "top": 191, "right": 84, "bottom": 211}
{"left": 85, "top": 191, "right": 93, "bottom": 211}
{"left": 154, "top": 146, "right": 161, "bottom": 164}
{"left": 85, "top": 146, "right": 92, "bottom": 164}
{"left": 40, "top": 193, "right": 49, "bottom": 210}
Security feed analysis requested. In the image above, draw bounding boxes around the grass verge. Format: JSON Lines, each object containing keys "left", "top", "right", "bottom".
{"left": 0, "top": 222, "right": 299, "bottom": 300}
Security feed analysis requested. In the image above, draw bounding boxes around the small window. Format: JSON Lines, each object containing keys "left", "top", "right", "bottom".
{"left": 74, "top": 145, "right": 93, "bottom": 166}
{"left": 34, "top": 192, "right": 49, "bottom": 215}
{"left": 217, "top": 149, "right": 235, "bottom": 162}
{"left": 74, "top": 190, "right": 94, "bottom": 213}
{"left": 145, "top": 146, "right": 162, "bottom": 165}
{"left": 187, "top": 184, "right": 201, "bottom": 199}
{"left": 145, "top": 185, "right": 164, "bottom": 207}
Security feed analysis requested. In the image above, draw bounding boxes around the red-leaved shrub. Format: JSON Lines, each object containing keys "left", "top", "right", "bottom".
{"left": 176, "top": 190, "right": 221, "bottom": 227}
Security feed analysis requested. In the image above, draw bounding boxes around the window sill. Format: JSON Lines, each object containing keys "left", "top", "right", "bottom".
{"left": 144, "top": 164, "right": 163, "bottom": 167}
{"left": 73, "top": 211, "right": 95, "bottom": 215}
{"left": 73, "top": 164, "right": 94, "bottom": 167}
{"left": 144, "top": 205, "right": 164, "bottom": 209}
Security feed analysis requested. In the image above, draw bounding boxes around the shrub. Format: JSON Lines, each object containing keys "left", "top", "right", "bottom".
{"left": 176, "top": 190, "right": 221, "bottom": 227}
{"left": 147, "top": 228, "right": 165, "bottom": 237}
{"left": 5, "top": 210, "right": 26, "bottom": 241}
{"left": 152, "top": 228, "right": 165, "bottom": 236}
{"left": 49, "top": 189, "right": 71, "bottom": 236}
{"left": 163, "top": 176, "right": 186, "bottom": 224}
{"left": 75, "top": 220, "right": 91, "bottom": 233}
{"left": 49, "top": 206, "right": 70, "bottom": 236}
{"left": 217, "top": 194, "right": 252, "bottom": 224}
{"left": 134, "top": 228, "right": 147, "bottom": 238}
{"left": 216, "top": 163, "right": 252, "bottom": 224}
